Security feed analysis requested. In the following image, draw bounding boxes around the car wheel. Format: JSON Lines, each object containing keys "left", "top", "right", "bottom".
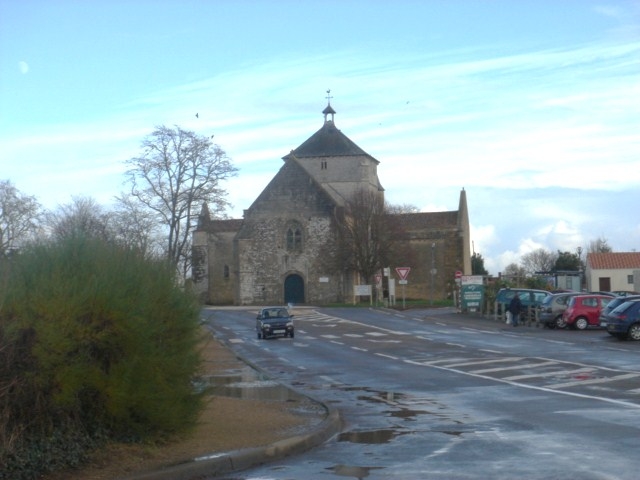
{"left": 290, "top": 331, "right": 295, "bottom": 338}
{"left": 575, "top": 317, "right": 589, "bottom": 330}
{"left": 257, "top": 331, "right": 262, "bottom": 339}
{"left": 628, "top": 324, "right": 640, "bottom": 341}
{"left": 555, "top": 316, "right": 567, "bottom": 329}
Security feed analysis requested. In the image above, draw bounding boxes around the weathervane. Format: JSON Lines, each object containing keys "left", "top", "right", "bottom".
{"left": 326, "top": 89, "right": 333, "bottom": 105}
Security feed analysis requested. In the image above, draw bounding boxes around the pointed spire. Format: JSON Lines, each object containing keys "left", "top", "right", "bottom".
{"left": 197, "top": 202, "right": 211, "bottom": 229}
{"left": 323, "top": 89, "right": 336, "bottom": 124}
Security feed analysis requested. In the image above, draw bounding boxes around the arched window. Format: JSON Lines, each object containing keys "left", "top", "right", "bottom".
{"left": 286, "top": 223, "right": 303, "bottom": 251}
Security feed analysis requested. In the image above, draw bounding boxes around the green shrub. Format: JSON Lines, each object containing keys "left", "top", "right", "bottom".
{"left": 0, "top": 236, "right": 203, "bottom": 478}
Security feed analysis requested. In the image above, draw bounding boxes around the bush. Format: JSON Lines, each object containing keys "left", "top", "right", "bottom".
{"left": 0, "top": 236, "right": 203, "bottom": 479}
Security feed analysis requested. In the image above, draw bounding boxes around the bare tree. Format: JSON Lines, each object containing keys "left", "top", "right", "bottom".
{"left": 327, "top": 189, "right": 411, "bottom": 284}
{"left": 386, "top": 203, "right": 420, "bottom": 214}
{"left": 0, "top": 180, "right": 42, "bottom": 256}
{"left": 503, "top": 262, "right": 527, "bottom": 286}
{"left": 111, "top": 194, "right": 162, "bottom": 257}
{"left": 588, "top": 237, "right": 612, "bottom": 253}
{"left": 520, "top": 248, "right": 557, "bottom": 274}
{"left": 47, "top": 196, "right": 112, "bottom": 241}
{"left": 125, "top": 125, "right": 238, "bottom": 279}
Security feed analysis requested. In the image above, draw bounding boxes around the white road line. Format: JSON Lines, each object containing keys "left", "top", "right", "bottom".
{"left": 471, "top": 361, "right": 556, "bottom": 374}
{"left": 546, "top": 372, "right": 640, "bottom": 389}
{"left": 375, "top": 353, "right": 398, "bottom": 360}
{"left": 504, "top": 367, "right": 594, "bottom": 381}
{"left": 446, "top": 357, "right": 523, "bottom": 368}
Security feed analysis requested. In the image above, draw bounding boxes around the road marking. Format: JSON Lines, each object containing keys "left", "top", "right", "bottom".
{"left": 546, "top": 372, "right": 640, "bottom": 389}
{"left": 375, "top": 353, "right": 398, "bottom": 360}
{"left": 228, "top": 338, "right": 244, "bottom": 343}
{"left": 447, "top": 357, "right": 523, "bottom": 368}
{"left": 504, "top": 367, "right": 594, "bottom": 381}
{"left": 351, "top": 346, "right": 368, "bottom": 352}
{"left": 471, "top": 361, "right": 556, "bottom": 374}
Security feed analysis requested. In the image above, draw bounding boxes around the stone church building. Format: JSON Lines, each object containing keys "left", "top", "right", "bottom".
{"left": 192, "top": 102, "right": 471, "bottom": 305}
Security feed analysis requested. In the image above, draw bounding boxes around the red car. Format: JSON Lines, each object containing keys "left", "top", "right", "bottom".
{"left": 562, "top": 294, "right": 613, "bottom": 330}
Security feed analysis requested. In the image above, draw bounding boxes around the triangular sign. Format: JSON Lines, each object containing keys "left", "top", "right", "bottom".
{"left": 395, "top": 267, "right": 410, "bottom": 280}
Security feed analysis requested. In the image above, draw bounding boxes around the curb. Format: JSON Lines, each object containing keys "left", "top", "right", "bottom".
{"left": 120, "top": 338, "right": 343, "bottom": 480}
{"left": 122, "top": 407, "right": 341, "bottom": 480}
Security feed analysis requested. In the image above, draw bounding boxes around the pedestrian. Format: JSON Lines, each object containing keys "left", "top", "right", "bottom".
{"left": 508, "top": 293, "right": 523, "bottom": 327}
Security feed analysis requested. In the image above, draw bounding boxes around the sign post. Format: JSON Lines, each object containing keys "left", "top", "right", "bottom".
{"left": 395, "top": 267, "right": 411, "bottom": 309}
{"left": 460, "top": 275, "right": 484, "bottom": 312}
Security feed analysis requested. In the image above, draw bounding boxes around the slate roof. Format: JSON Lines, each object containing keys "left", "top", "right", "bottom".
{"left": 285, "top": 121, "right": 376, "bottom": 160}
{"left": 587, "top": 252, "right": 640, "bottom": 270}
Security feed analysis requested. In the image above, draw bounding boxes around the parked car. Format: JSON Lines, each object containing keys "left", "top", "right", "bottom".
{"left": 256, "top": 307, "right": 294, "bottom": 339}
{"left": 602, "top": 299, "right": 640, "bottom": 340}
{"left": 562, "top": 294, "right": 613, "bottom": 330}
{"left": 539, "top": 292, "right": 579, "bottom": 329}
{"left": 611, "top": 290, "right": 640, "bottom": 297}
{"left": 599, "top": 295, "right": 640, "bottom": 327}
{"left": 495, "top": 288, "right": 551, "bottom": 321}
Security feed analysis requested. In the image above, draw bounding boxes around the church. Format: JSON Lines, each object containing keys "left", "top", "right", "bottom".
{"left": 192, "top": 100, "right": 471, "bottom": 306}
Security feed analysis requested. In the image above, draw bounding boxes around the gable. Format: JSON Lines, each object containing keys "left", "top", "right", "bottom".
{"left": 250, "top": 158, "right": 335, "bottom": 212}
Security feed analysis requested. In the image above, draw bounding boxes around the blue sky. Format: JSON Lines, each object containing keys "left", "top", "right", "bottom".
{"left": 1, "top": 1, "right": 639, "bottom": 275}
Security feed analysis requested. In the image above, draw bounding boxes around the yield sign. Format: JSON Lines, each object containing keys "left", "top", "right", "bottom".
{"left": 395, "top": 267, "right": 411, "bottom": 280}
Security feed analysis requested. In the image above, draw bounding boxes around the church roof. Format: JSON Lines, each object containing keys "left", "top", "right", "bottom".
{"left": 284, "top": 103, "right": 377, "bottom": 161}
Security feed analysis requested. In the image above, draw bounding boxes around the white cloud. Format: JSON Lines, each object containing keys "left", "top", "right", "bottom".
{"left": 18, "top": 61, "right": 29, "bottom": 74}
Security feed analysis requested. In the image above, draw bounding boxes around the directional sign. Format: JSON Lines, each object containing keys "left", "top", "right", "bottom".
{"left": 395, "top": 267, "right": 410, "bottom": 280}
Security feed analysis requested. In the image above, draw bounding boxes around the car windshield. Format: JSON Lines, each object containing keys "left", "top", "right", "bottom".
{"left": 263, "top": 308, "right": 288, "bottom": 318}
{"left": 611, "top": 300, "right": 640, "bottom": 315}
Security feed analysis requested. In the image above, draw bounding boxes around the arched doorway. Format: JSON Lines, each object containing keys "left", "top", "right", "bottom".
{"left": 284, "top": 274, "right": 305, "bottom": 304}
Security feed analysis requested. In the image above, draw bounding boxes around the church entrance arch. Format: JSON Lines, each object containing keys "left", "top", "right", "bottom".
{"left": 284, "top": 274, "right": 305, "bottom": 304}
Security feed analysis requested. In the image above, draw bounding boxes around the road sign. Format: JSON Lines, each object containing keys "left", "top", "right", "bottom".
{"left": 395, "top": 267, "right": 410, "bottom": 280}
{"left": 455, "top": 270, "right": 462, "bottom": 279}
{"left": 375, "top": 274, "right": 382, "bottom": 286}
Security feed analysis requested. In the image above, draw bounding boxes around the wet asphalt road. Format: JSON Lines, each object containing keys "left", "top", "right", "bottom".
{"left": 203, "top": 306, "right": 640, "bottom": 479}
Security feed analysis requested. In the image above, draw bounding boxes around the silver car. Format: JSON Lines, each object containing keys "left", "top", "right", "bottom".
{"left": 539, "top": 292, "right": 579, "bottom": 329}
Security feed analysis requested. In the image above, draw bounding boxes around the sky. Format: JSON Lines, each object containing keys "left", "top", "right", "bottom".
{"left": 1, "top": 0, "right": 639, "bottom": 276}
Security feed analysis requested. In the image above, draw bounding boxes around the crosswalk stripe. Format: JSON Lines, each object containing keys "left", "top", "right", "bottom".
{"left": 546, "top": 373, "right": 640, "bottom": 389}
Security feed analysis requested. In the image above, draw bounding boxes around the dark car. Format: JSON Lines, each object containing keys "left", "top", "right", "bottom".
{"left": 562, "top": 294, "right": 613, "bottom": 330}
{"left": 539, "top": 292, "right": 579, "bottom": 329}
{"left": 604, "top": 299, "right": 640, "bottom": 340}
{"left": 256, "top": 307, "right": 294, "bottom": 339}
{"left": 599, "top": 295, "right": 640, "bottom": 327}
{"left": 495, "top": 288, "right": 551, "bottom": 321}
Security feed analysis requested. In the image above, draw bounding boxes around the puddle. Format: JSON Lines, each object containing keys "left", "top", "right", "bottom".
{"left": 338, "top": 428, "right": 410, "bottom": 444}
{"left": 195, "top": 366, "right": 304, "bottom": 402}
{"left": 328, "top": 464, "right": 384, "bottom": 478}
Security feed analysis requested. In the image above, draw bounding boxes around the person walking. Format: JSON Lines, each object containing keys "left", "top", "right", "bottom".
{"left": 508, "top": 293, "right": 523, "bottom": 327}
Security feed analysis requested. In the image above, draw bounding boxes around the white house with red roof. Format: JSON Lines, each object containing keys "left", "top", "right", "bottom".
{"left": 585, "top": 252, "right": 640, "bottom": 293}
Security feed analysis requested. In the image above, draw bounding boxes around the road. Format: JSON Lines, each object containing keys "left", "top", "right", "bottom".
{"left": 203, "top": 306, "right": 640, "bottom": 479}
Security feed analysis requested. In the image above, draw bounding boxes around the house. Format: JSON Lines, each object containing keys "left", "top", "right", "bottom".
{"left": 192, "top": 101, "right": 471, "bottom": 305}
{"left": 585, "top": 252, "right": 640, "bottom": 293}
